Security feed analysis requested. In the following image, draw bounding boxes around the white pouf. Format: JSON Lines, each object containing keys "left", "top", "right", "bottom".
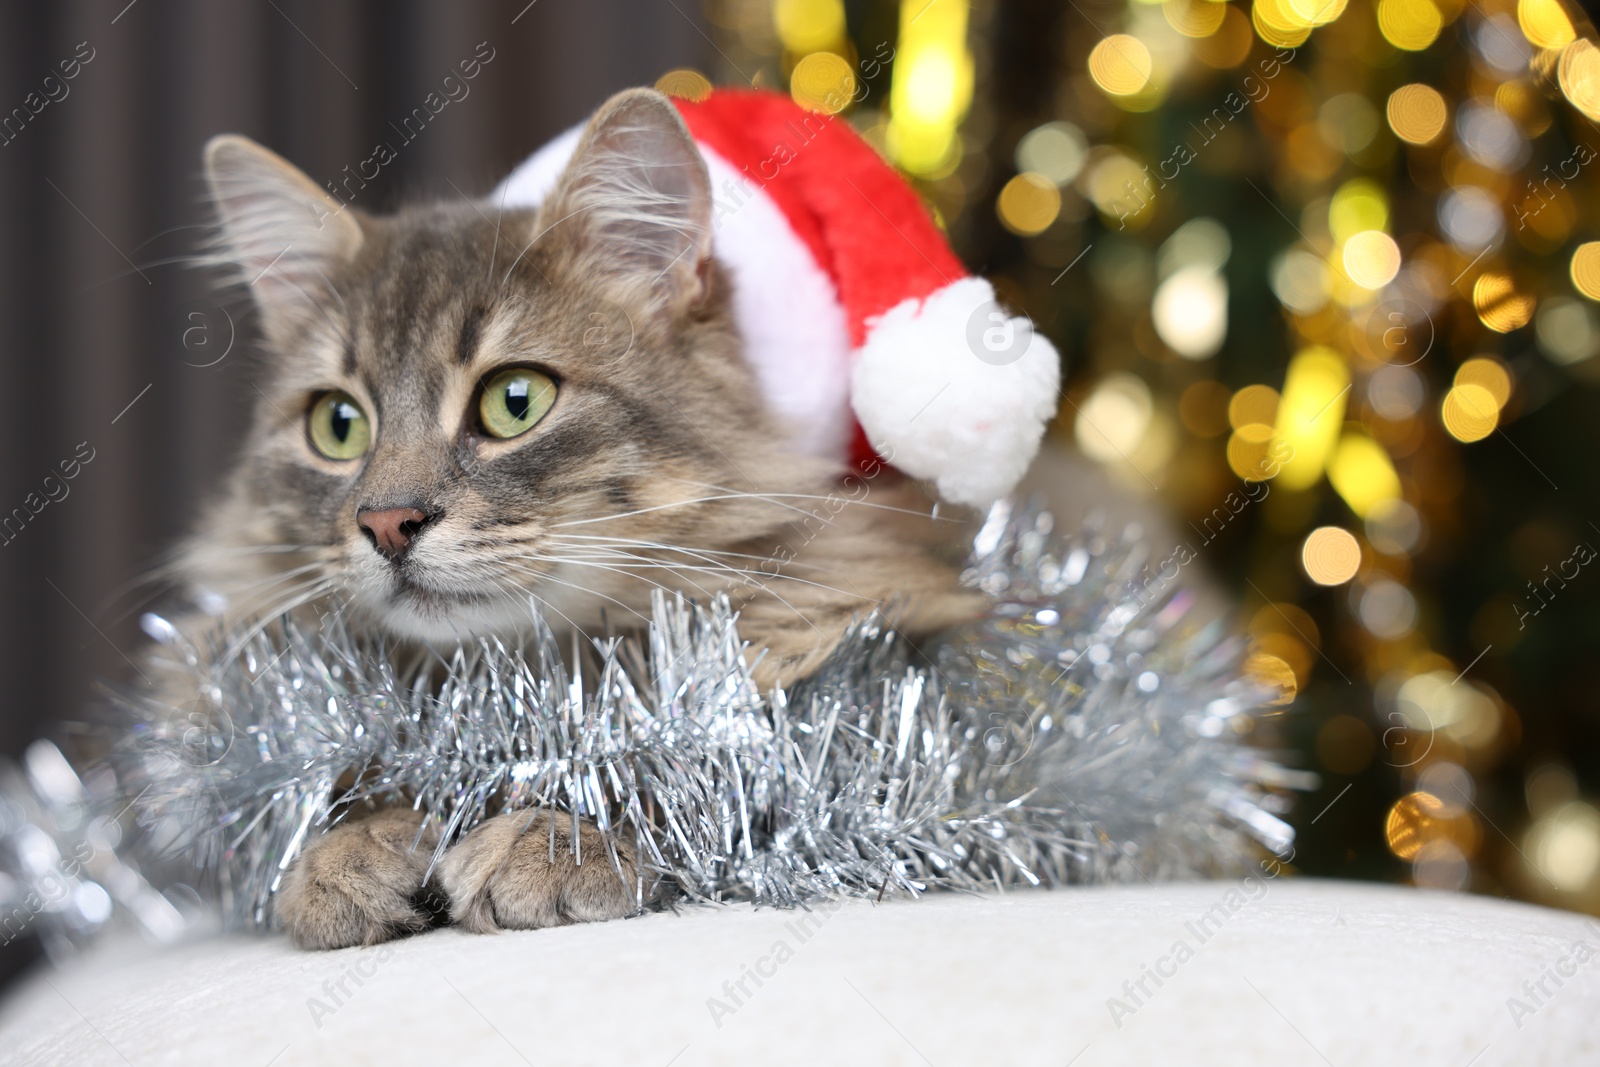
{"left": 1, "top": 880, "right": 1595, "bottom": 1066}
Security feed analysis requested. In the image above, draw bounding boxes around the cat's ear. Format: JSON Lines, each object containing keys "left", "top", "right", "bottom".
{"left": 538, "top": 89, "right": 712, "bottom": 313}
{"left": 203, "top": 134, "right": 362, "bottom": 332}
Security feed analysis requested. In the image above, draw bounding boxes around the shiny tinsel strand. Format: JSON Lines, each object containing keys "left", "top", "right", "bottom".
{"left": 0, "top": 740, "right": 190, "bottom": 958}
{"left": 6, "top": 503, "right": 1305, "bottom": 946}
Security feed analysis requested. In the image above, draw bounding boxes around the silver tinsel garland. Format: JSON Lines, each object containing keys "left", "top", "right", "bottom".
{"left": 2, "top": 502, "right": 1305, "bottom": 951}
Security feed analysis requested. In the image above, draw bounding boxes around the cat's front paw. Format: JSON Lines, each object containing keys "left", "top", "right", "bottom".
{"left": 438, "top": 810, "right": 637, "bottom": 934}
{"left": 275, "top": 808, "right": 440, "bottom": 950}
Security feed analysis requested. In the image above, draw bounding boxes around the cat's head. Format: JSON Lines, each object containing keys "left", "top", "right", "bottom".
{"left": 197, "top": 89, "right": 822, "bottom": 643}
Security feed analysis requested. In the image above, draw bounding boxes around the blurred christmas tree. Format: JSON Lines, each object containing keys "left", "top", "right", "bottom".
{"left": 685, "top": 0, "right": 1600, "bottom": 914}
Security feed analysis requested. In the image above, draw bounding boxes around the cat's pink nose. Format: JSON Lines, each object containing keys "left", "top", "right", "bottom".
{"left": 357, "top": 507, "right": 433, "bottom": 561}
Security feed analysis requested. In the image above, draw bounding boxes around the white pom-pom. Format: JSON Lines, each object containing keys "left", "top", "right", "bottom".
{"left": 849, "top": 278, "right": 1061, "bottom": 507}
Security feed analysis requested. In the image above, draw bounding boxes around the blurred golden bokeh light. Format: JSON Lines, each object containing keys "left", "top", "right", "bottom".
{"left": 789, "top": 52, "right": 856, "bottom": 113}
{"left": 1525, "top": 801, "right": 1600, "bottom": 894}
{"left": 1473, "top": 271, "right": 1535, "bottom": 332}
{"left": 1228, "top": 384, "right": 1280, "bottom": 429}
{"left": 886, "top": 0, "right": 973, "bottom": 176}
{"left": 1395, "top": 671, "right": 1503, "bottom": 747}
{"left": 1015, "top": 122, "right": 1088, "bottom": 185}
{"left": 1496, "top": 81, "right": 1551, "bottom": 136}
{"left": 774, "top": 0, "right": 847, "bottom": 54}
{"left": 1275, "top": 347, "right": 1349, "bottom": 490}
{"left": 1227, "top": 423, "right": 1277, "bottom": 480}
{"left": 654, "top": 69, "right": 713, "bottom": 102}
{"left": 1441, "top": 383, "right": 1499, "bottom": 442}
{"left": 1455, "top": 357, "right": 1512, "bottom": 409}
{"left": 1386, "top": 792, "right": 1445, "bottom": 860}
{"left": 997, "top": 173, "right": 1062, "bottom": 236}
{"left": 1244, "top": 652, "right": 1298, "bottom": 704}
{"left": 1284, "top": 0, "right": 1348, "bottom": 28}
{"left": 1518, "top": 0, "right": 1576, "bottom": 50}
{"left": 1248, "top": 655, "right": 1299, "bottom": 703}
{"left": 1377, "top": 0, "right": 1442, "bottom": 51}
{"left": 1086, "top": 152, "right": 1155, "bottom": 227}
{"left": 1088, "top": 35, "right": 1153, "bottom": 97}
{"left": 1343, "top": 230, "right": 1402, "bottom": 289}
{"left": 1386, "top": 791, "right": 1481, "bottom": 862}
{"left": 1252, "top": 0, "right": 1313, "bottom": 47}
{"left": 1328, "top": 179, "right": 1388, "bottom": 244}
{"left": 1153, "top": 268, "right": 1229, "bottom": 359}
{"left": 1271, "top": 247, "right": 1332, "bottom": 313}
{"left": 1164, "top": 0, "right": 1228, "bottom": 37}
{"left": 1328, "top": 432, "right": 1401, "bottom": 518}
{"left": 1537, "top": 297, "right": 1600, "bottom": 364}
{"left": 1560, "top": 40, "right": 1600, "bottom": 123}
{"left": 1253, "top": 630, "right": 1313, "bottom": 686}
{"left": 1386, "top": 83, "right": 1448, "bottom": 144}
{"left": 1571, "top": 242, "right": 1600, "bottom": 300}
{"left": 1074, "top": 373, "right": 1154, "bottom": 467}
{"left": 1302, "top": 525, "right": 1362, "bottom": 585}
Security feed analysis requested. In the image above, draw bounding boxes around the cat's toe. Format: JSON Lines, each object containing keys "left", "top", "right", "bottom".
{"left": 275, "top": 808, "right": 438, "bottom": 950}
{"left": 438, "top": 810, "right": 637, "bottom": 934}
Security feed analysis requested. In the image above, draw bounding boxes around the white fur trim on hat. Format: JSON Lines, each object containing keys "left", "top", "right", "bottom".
{"left": 850, "top": 278, "right": 1060, "bottom": 508}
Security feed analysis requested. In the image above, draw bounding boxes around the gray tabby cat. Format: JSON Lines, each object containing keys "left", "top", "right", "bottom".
{"left": 177, "top": 89, "right": 980, "bottom": 948}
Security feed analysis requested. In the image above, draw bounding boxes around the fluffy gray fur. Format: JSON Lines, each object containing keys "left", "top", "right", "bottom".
{"left": 173, "top": 89, "right": 980, "bottom": 948}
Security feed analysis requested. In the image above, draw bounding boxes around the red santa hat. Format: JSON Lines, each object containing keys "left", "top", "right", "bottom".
{"left": 497, "top": 89, "right": 1060, "bottom": 508}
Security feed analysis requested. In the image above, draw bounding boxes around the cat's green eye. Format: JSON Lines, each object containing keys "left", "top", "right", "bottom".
{"left": 478, "top": 368, "right": 557, "bottom": 440}
{"left": 307, "top": 391, "right": 372, "bottom": 460}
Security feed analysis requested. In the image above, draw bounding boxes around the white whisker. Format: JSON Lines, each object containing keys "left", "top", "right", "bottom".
{"left": 507, "top": 552, "right": 705, "bottom": 602}
{"left": 549, "top": 491, "right": 817, "bottom": 529}
{"left": 513, "top": 551, "right": 825, "bottom": 635}
{"left": 546, "top": 533, "right": 846, "bottom": 575}
{"left": 219, "top": 577, "right": 339, "bottom": 665}
{"left": 542, "top": 539, "right": 870, "bottom": 603}
{"left": 672, "top": 478, "right": 958, "bottom": 522}
{"left": 493, "top": 561, "right": 652, "bottom": 627}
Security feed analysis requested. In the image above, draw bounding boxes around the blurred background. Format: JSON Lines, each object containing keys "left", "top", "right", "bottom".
{"left": 4, "top": 0, "right": 1600, "bottom": 988}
